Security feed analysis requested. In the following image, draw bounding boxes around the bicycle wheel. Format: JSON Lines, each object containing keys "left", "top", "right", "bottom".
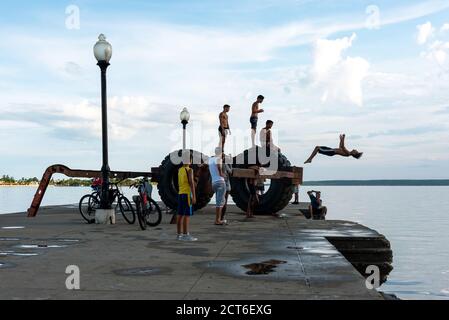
{"left": 79, "top": 194, "right": 99, "bottom": 223}
{"left": 134, "top": 196, "right": 147, "bottom": 230}
{"left": 146, "top": 199, "right": 162, "bottom": 227}
{"left": 118, "top": 196, "right": 135, "bottom": 225}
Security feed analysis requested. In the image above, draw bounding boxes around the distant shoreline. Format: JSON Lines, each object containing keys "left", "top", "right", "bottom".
{"left": 0, "top": 185, "right": 89, "bottom": 188}
{"left": 2, "top": 180, "right": 449, "bottom": 187}
{"left": 303, "top": 180, "right": 449, "bottom": 186}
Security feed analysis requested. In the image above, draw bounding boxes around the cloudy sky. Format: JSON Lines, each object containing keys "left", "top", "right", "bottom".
{"left": 1, "top": 0, "right": 449, "bottom": 180}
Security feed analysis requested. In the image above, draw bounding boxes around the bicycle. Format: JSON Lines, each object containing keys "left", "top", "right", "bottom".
{"left": 131, "top": 178, "right": 162, "bottom": 230}
{"left": 79, "top": 180, "right": 135, "bottom": 224}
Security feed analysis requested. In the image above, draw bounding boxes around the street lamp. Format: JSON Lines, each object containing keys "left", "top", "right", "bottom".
{"left": 180, "top": 107, "right": 190, "bottom": 150}
{"left": 94, "top": 34, "right": 113, "bottom": 210}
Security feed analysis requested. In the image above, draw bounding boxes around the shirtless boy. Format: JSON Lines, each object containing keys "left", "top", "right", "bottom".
{"left": 250, "top": 95, "right": 265, "bottom": 147}
{"left": 219, "top": 105, "right": 231, "bottom": 150}
{"left": 304, "top": 134, "right": 363, "bottom": 164}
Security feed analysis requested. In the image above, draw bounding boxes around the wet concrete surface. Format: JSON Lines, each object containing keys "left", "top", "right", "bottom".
{"left": 0, "top": 204, "right": 387, "bottom": 300}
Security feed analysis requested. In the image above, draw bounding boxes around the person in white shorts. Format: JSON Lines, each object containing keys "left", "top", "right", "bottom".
{"left": 208, "top": 147, "right": 227, "bottom": 226}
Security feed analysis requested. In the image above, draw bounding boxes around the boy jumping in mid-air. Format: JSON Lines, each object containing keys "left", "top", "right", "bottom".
{"left": 304, "top": 134, "right": 363, "bottom": 164}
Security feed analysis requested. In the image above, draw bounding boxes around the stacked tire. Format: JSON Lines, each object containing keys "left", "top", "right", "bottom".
{"left": 230, "top": 147, "right": 294, "bottom": 215}
{"left": 157, "top": 148, "right": 294, "bottom": 216}
{"left": 156, "top": 150, "right": 213, "bottom": 211}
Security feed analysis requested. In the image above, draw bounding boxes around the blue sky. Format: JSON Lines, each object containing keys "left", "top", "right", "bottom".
{"left": 1, "top": 0, "right": 449, "bottom": 180}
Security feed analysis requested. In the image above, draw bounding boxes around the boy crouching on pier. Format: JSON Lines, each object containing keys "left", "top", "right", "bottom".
{"left": 177, "top": 154, "right": 197, "bottom": 241}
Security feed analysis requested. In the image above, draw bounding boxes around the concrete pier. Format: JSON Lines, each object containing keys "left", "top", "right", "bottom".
{"left": 0, "top": 204, "right": 392, "bottom": 300}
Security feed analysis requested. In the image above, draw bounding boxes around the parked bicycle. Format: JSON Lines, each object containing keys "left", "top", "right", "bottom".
{"left": 79, "top": 179, "right": 135, "bottom": 224}
{"left": 131, "top": 178, "right": 162, "bottom": 230}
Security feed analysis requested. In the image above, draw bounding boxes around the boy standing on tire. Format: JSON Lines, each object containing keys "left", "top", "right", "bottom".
{"left": 219, "top": 105, "right": 231, "bottom": 151}
{"left": 177, "top": 155, "right": 197, "bottom": 241}
{"left": 251, "top": 95, "right": 265, "bottom": 147}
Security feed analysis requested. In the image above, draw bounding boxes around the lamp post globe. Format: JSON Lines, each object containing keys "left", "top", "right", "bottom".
{"left": 94, "top": 34, "right": 113, "bottom": 210}
{"left": 180, "top": 107, "right": 190, "bottom": 126}
{"left": 94, "top": 34, "right": 113, "bottom": 64}
{"left": 180, "top": 108, "right": 190, "bottom": 150}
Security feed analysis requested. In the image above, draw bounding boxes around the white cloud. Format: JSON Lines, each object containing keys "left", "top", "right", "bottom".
{"left": 312, "top": 33, "right": 357, "bottom": 79}
{"left": 417, "top": 23, "right": 449, "bottom": 70}
{"left": 312, "top": 33, "right": 370, "bottom": 106}
{"left": 425, "top": 41, "right": 449, "bottom": 66}
{"left": 417, "top": 22, "right": 435, "bottom": 45}
{"left": 441, "top": 23, "right": 449, "bottom": 32}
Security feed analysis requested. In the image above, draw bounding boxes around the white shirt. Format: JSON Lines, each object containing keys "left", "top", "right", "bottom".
{"left": 208, "top": 156, "right": 225, "bottom": 185}
{"left": 260, "top": 128, "right": 272, "bottom": 147}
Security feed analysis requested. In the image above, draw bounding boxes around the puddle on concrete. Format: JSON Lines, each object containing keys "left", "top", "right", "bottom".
{"left": 113, "top": 267, "right": 170, "bottom": 277}
{"left": 198, "top": 257, "right": 304, "bottom": 280}
{"left": 0, "top": 261, "right": 16, "bottom": 269}
{"left": 319, "top": 254, "right": 340, "bottom": 258}
{"left": 16, "top": 244, "right": 67, "bottom": 249}
{"left": 162, "top": 247, "right": 210, "bottom": 257}
{"left": 301, "top": 247, "right": 338, "bottom": 255}
{"left": 243, "top": 259, "right": 287, "bottom": 275}
{"left": 0, "top": 238, "right": 21, "bottom": 241}
{"left": 287, "top": 246, "right": 304, "bottom": 250}
{"left": 0, "top": 251, "right": 38, "bottom": 257}
{"left": 2, "top": 226, "right": 25, "bottom": 230}
{"left": 46, "top": 239, "right": 81, "bottom": 243}
{"left": 385, "top": 280, "right": 423, "bottom": 286}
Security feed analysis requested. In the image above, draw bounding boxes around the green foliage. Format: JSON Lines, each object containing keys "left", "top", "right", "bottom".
{"left": 0, "top": 175, "right": 150, "bottom": 187}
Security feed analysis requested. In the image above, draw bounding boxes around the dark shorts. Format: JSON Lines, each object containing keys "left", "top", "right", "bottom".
{"left": 312, "top": 207, "right": 326, "bottom": 220}
{"left": 248, "top": 183, "right": 257, "bottom": 196}
{"left": 250, "top": 117, "right": 258, "bottom": 130}
{"left": 318, "top": 146, "right": 337, "bottom": 157}
{"left": 218, "top": 126, "right": 228, "bottom": 137}
{"left": 178, "top": 194, "right": 193, "bottom": 216}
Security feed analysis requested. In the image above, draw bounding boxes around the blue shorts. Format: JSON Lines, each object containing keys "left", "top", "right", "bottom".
{"left": 250, "top": 117, "right": 258, "bottom": 130}
{"left": 178, "top": 194, "right": 193, "bottom": 216}
{"left": 213, "top": 181, "right": 227, "bottom": 208}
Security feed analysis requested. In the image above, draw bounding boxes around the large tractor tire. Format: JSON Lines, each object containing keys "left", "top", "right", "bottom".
{"left": 157, "top": 150, "right": 213, "bottom": 211}
{"left": 230, "top": 147, "right": 294, "bottom": 215}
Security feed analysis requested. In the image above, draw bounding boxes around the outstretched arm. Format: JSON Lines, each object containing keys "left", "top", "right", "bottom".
{"left": 339, "top": 134, "right": 350, "bottom": 153}
{"left": 187, "top": 169, "right": 196, "bottom": 204}
{"left": 339, "top": 134, "right": 345, "bottom": 149}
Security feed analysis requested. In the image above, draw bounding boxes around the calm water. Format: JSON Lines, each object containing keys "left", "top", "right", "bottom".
{"left": 0, "top": 186, "right": 162, "bottom": 215}
{"left": 1, "top": 186, "right": 448, "bottom": 300}
{"left": 299, "top": 186, "right": 449, "bottom": 300}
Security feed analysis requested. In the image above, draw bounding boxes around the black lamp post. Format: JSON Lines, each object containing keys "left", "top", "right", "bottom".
{"left": 94, "top": 34, "right": 113, "bottom": 209}
{"left": 180, "top": 107, "right": 190, "bottom": 150}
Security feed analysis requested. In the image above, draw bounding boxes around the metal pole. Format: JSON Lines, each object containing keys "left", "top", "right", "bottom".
{"left": 182, "top": 121, "right": 188, "bottom": 150}
{"left": 98, "top": 61, "right": 111, "bottom": 209}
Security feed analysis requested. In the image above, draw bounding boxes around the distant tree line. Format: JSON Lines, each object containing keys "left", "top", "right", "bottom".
{"left": 303, "top": 180, "right": 449, "bottom": 186}
{"left": 1, "top": 175, "right": 39, "bottom": 185}
{"left": 1, "top": 175, "right": 141, "bottom": 187}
